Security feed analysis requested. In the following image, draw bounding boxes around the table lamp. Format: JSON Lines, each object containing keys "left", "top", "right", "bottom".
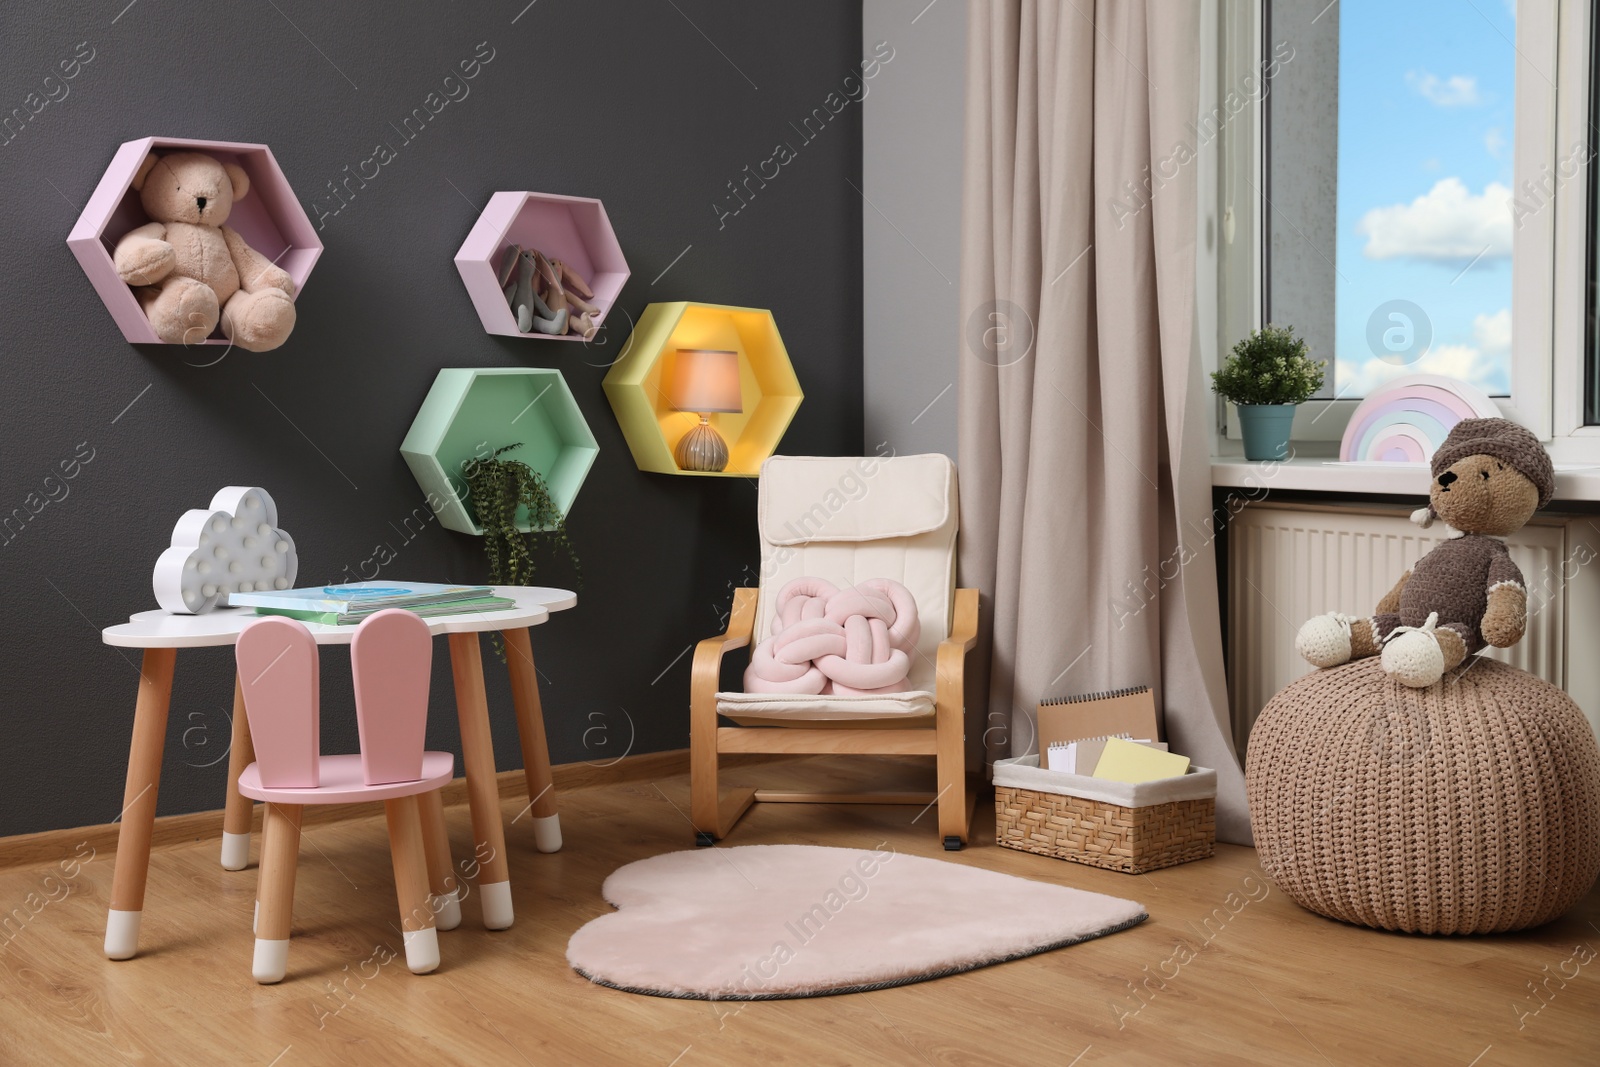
{"left": 669, "top": 348, "right": 742, "bottom": 472}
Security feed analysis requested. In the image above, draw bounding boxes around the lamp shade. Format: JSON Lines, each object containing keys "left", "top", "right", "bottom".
{"left": 668, "top": 349, "right": 743, "bottom": 413}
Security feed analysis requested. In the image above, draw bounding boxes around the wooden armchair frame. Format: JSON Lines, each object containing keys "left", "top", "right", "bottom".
{"left": 690, "top": 585, "right": 981, "bottom": 850}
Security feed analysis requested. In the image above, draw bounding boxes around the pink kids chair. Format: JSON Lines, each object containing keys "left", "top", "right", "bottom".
{"left": 236, "top": 609, "right": 457, "bottom": 983}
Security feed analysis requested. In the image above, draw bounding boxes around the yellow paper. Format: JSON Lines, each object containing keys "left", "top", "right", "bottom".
{"left": 1091, "top": 737, "right": 1191, "bottom": 784}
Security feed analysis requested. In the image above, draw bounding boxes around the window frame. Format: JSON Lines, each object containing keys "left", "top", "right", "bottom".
{"left": 1205, "top": 0, "right": 1578, "bottom": 457}
{"left": 1550, "top": 0, "right": 1596, "bottom": 450}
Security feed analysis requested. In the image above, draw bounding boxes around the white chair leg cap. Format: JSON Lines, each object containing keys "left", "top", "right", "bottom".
{"left": 1381, "top": 630, "right": 1445, "bottom": 687}
{"left": 220, "top": 831, "right": 250, "bottom": 871}
{"left": 253, "top": 938, "right": 290, "bottom": 984}
{"left": 1296, "top": 614, "right": 1353, "bottom": 668}
{"left": 104, "top": 909, "right": 142, "bottom": 960}
{"left": 403, "top": 928, "right": 440, "bottom": 974}
{"left": 480, "top": 880, "right": 514, "bottom": 930}
{"left": 532, "top": 813, "right": 562, "bottom": 853}
{"left": 433, "top": 891, "right": 462, "bottom": 931}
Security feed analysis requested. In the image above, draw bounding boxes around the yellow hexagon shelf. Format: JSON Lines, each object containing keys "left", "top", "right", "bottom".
{"left": 602, "top": 302, "right": 802, "bottom": 476}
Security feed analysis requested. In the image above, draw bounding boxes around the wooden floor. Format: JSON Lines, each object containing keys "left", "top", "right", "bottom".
{"left": 1, "top": 755, "right": 1596, "bottom": 1066}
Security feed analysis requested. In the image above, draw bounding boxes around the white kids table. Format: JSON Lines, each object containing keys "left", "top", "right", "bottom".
{"left": 98, "top": 586, "right": 576, "bottom": 959}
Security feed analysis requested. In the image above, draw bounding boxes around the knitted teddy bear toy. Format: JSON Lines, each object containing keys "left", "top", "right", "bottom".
{"left": 1295, "top": 417, "right": 1554, "bottom": 687}
{"left": 112, "top": 151, "right": 297, "bottom": 351}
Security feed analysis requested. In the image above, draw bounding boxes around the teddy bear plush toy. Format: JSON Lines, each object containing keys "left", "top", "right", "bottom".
{"left": 1294, "top": 417, "right": 1554, "bottom": 687}
{"left": 112, "top": 151, "right": 296, "bottom": 351}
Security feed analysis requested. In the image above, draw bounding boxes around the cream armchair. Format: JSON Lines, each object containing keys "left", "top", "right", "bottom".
{"left": 690, "top": 454, "right": 980, "bottom": 849}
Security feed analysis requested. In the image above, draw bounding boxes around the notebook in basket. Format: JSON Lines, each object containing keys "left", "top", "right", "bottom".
{"left": 1036, "top": 685, "right": 1160, "bottom": 752}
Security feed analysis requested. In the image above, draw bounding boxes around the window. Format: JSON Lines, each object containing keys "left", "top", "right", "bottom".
{"left": 1268, "top": 0, "right": 1517, "bottom": 401}
{"left": 1207, "top": 0, "right": 1589, "bottom": 455}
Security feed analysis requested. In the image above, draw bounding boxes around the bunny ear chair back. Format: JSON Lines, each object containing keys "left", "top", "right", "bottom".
{"left": 234, "top": 610, "right": 457, "bottom": 984}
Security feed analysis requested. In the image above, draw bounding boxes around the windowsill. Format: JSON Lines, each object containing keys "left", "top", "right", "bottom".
{"left": 1210, "top": 455, "right": 1600, "bottom": 503}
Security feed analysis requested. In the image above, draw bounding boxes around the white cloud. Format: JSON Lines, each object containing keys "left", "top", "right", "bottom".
{"left": 1484, "top": 127, "right": 1507, "bottom": 158}
{"left": 1356, "top": 178, "right": 1513, "bottom": 263}
{"left": 1417, "top": 342, "right": 1506, "bottom": 387}
{"left": 1407, "top": 71, "right": 1481, "bottom": 107}
{"left": 1473, "top": 308, "right": 1511, "bottom": 355}
{"left": 1338, "top": 345, "right": 1508, "bottom": 398}
{"left": 1336, "top": 357, "right": 1392, "bottom": 398}
{"left": 1337, "top": 307, "right": 1512, "bottom": 399}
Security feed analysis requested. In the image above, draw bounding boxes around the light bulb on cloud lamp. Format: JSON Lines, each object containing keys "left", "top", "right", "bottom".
{"left": 669, "top": 348, "right": 742, "bottom": 472}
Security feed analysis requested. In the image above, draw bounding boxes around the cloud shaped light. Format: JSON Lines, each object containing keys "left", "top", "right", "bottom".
{"left": 153, "top": 487, "right": 298, "bottom": 614}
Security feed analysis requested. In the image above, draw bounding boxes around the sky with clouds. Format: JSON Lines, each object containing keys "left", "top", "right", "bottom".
{"left": 1334, "top": 0, "right": 1516, "bottom": 397}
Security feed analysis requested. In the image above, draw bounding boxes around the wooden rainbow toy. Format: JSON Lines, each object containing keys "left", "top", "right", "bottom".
{"left": 1339, "top": 374, "right": 1501, "bottom": 463}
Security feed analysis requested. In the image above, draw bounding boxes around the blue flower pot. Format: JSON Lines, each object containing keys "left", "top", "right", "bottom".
{"left": 1237, "top": 404, "right": 1296, "bottom": 461}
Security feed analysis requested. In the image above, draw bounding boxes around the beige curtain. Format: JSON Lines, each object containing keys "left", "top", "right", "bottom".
{"left": 959, "top": 0, "right": 1251, "bottom": 842}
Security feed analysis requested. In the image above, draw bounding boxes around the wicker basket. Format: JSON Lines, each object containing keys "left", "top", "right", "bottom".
{"left": 993, "top": 755, "right": 1217, "bottom": 873}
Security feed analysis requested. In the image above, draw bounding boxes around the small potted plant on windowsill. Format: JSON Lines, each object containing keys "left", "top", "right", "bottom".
{"left": 1211, "top": 324, "right": 1326, "bottom": 461}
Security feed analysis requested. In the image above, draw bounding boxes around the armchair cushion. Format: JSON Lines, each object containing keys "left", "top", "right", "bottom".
{"left": 715, "top": 689, "right": 935, "bottom": 721}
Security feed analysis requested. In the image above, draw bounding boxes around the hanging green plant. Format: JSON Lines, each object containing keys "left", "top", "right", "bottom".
{"left": 462, "top": 443, "right": 581, "bottom": 589}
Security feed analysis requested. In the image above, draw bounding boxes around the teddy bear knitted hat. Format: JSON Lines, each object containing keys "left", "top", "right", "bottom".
{"left": 1430, "top": 417, "right": 1556, "bottom": 508}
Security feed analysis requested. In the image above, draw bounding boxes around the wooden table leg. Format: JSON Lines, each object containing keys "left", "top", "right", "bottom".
{"left": 446, "top": 632, "right": 513, "bottom": 930}
{"left": 501, "top": 627, "right": 561, "bottom": 853}
{"left": 220, "top": 672, "right": 255, "bottom": 870}
{"left": 105, "top": 647, "right": 177, "bottom": 960}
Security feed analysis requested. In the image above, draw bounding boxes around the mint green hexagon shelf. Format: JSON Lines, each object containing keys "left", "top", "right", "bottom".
{"left": 400, "top": 368, "right": 598, "bottom": 535}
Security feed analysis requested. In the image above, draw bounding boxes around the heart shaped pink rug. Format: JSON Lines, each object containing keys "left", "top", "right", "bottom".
{"left": 567, "top": 844, "right": 1146, "bottom": 999}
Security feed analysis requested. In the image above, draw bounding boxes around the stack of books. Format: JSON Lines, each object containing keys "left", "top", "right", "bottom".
{"left": 1037, "top": 686, "right": 1192, "bottom": 784}
{"left": 228, "top": 581, "right": 514, "bottom": 626}
{"left": 1046, "top": 734, "right": 1189, "bottom": 783}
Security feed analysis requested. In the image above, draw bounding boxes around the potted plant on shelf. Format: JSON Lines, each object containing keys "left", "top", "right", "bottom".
{"left": 462, "top": 443, "right": 580, "bottom": 589}
{"left": 1211, "top": 324, "right": 1326, "bottom": 461}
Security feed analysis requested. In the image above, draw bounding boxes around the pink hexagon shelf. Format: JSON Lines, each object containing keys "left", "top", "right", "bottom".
{"left": 67, "top": 136, "right": 323, "bottom": 346}
{"left": 455, "top": 191, "right": 629, "bottom": 341}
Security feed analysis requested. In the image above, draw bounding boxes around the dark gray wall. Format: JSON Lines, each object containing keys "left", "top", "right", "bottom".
{"left": 0, "top": 1, "right": 864, "bottom": 836}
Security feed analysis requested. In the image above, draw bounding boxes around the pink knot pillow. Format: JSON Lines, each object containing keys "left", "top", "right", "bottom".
{"left": 744, "top": 578, "right": 920, "bottom": 696}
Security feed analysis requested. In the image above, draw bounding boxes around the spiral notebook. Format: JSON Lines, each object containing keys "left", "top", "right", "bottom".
{"left": 1037, "top": 685, "right": 1159, "bottom": 755}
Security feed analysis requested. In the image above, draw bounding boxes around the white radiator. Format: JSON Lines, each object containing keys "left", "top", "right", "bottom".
{"left": 1225, "top": 504, "right": 1597, "bottom": 753}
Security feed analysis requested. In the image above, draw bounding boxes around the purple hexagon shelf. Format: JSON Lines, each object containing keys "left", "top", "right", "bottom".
{"left": 455, "top": 191, "right": 629, "bottom": 341}
{"left": 67, "top": 136, "right": 323, "bottom": 346}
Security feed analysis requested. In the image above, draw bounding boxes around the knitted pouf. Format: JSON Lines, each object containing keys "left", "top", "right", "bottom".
{"left": 1247, "top": 656, "right": 1600, "bottom": 934}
